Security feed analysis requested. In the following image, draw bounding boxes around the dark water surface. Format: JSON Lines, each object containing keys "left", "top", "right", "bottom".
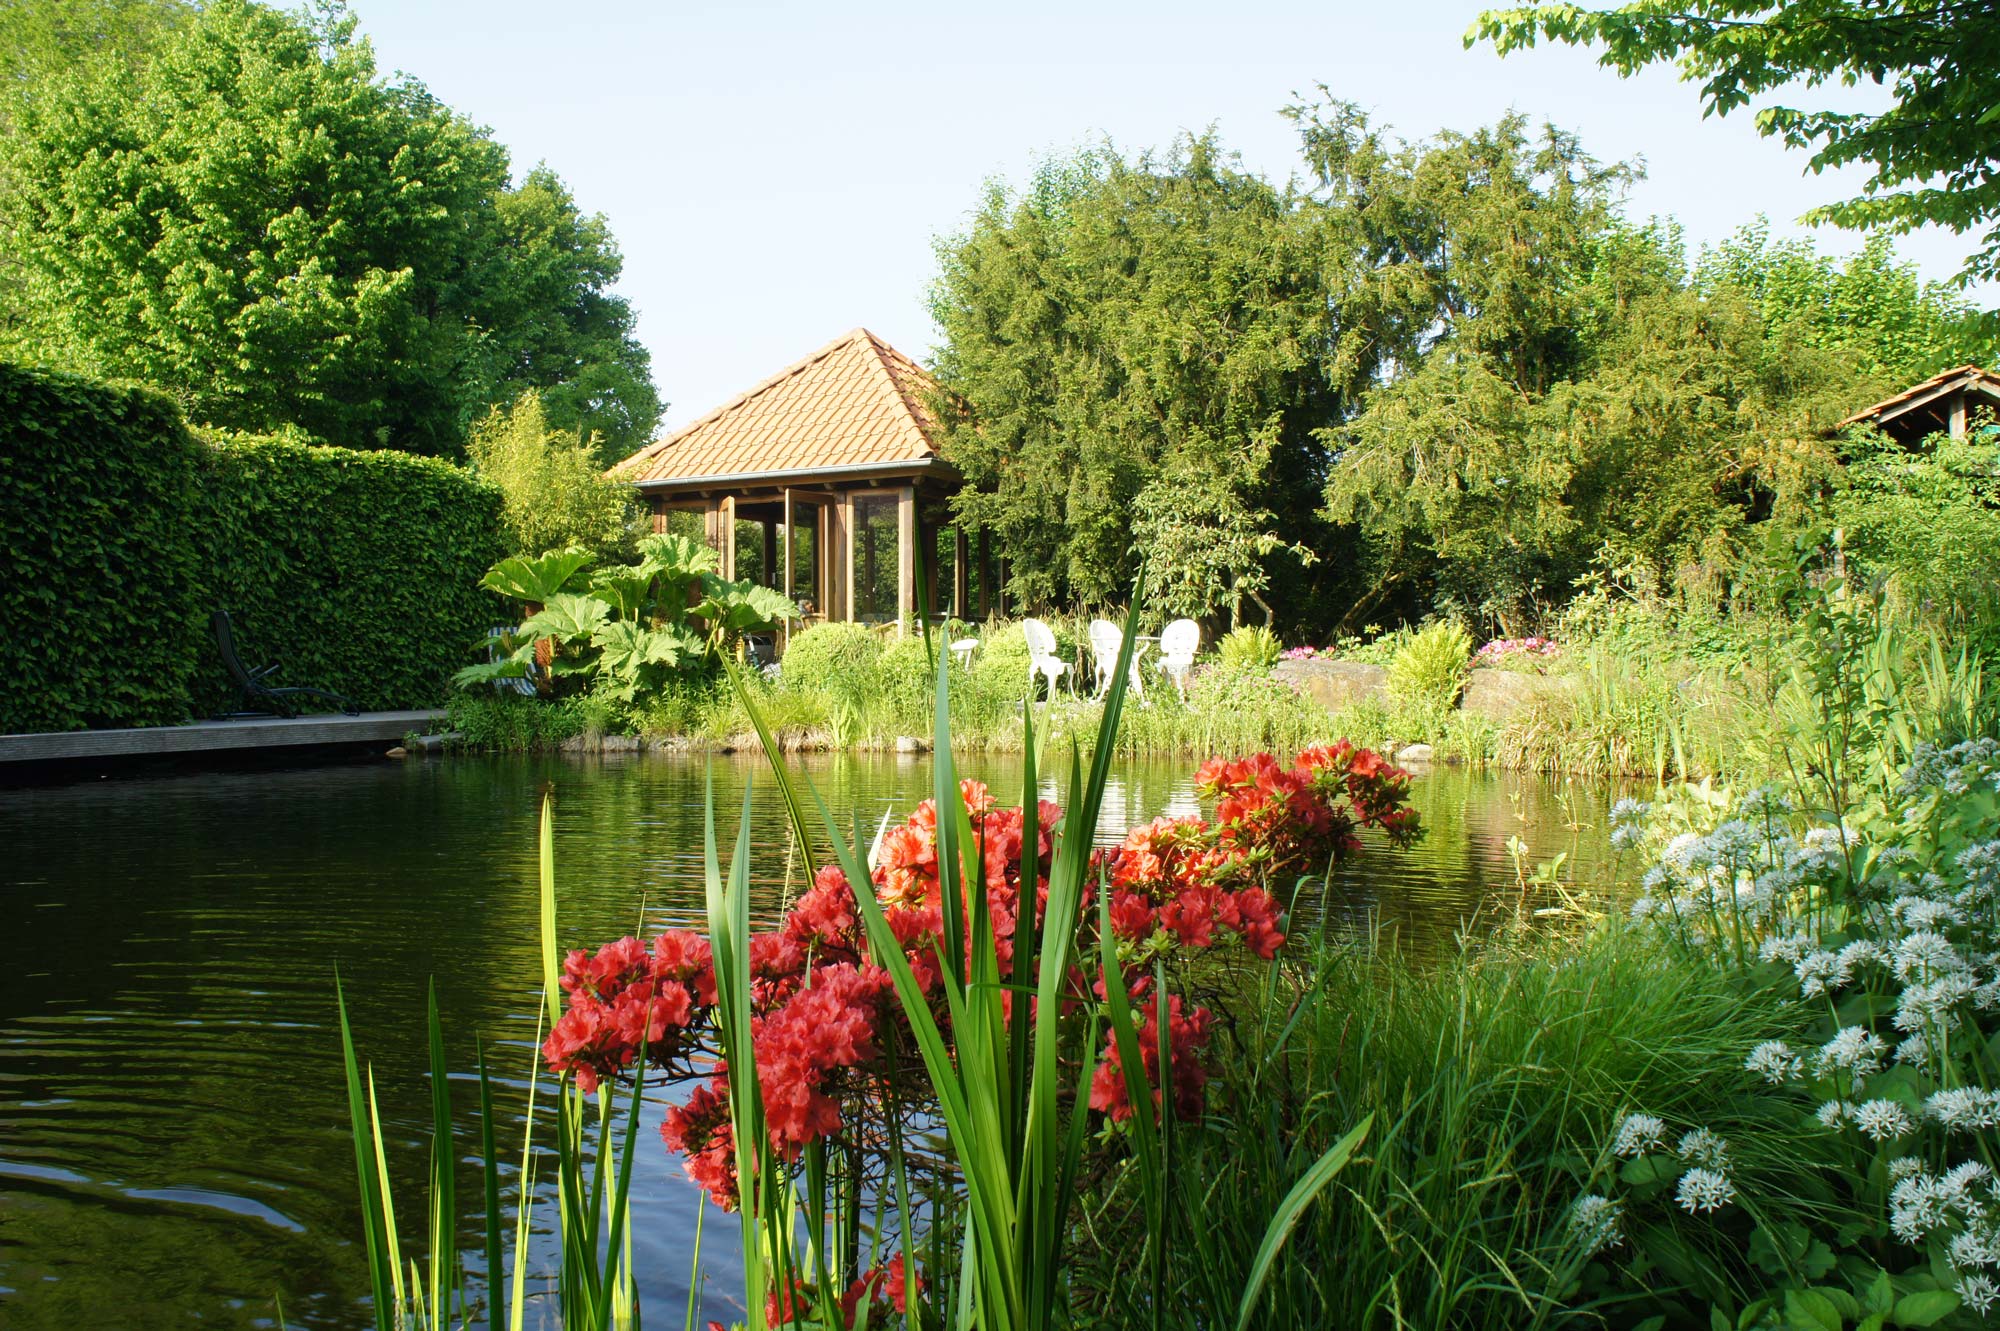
{"left": 0, "top": 751, "right": 1616, "bottom": 1329}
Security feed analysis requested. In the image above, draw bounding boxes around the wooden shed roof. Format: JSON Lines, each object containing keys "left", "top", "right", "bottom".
{"left": 1839, "top": 364, "right": 2000, "bottom": 435}
{"left": 610, "top": 328, "right": 944, "bottom": 490}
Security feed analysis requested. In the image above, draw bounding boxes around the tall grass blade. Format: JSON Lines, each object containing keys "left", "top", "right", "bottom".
{"left": 336, "top": 974, "right": 395, "bottom": 1330}
{"left": 1232, "top": 1113, "right": 1373, "bottom": 1331}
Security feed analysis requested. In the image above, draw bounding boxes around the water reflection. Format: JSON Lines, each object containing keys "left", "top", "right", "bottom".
{"left": 0, "top": 752, "right": 1617, "bottom": 1329}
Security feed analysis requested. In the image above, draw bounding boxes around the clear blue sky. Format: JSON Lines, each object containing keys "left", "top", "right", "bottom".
{"left": 350, "top": 1, "right": 1988, "bottom": 433}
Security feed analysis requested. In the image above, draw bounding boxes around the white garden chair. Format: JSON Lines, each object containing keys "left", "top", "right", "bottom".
{"left": 1157, "top": 618, "right": 1201, "bottom": 702}
{"left": 1021, "top": 618, "right": 1068, "bottom": 700}
{"left": 1087, "top": 618, "right": 1146, "bottom": 703}
{"left": 949, "top": 636, "right": 979, "bottom": 670}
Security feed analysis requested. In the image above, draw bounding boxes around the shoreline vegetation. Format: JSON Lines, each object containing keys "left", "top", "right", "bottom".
{"left": 343, "top": 576, "right": 2000, "bottom": 1331}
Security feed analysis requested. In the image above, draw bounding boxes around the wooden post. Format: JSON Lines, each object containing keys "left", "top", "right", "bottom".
{"left": 836, "top": 492, "right": 854, "bottom": 623}
{"left": 651, "top": 496, "right": 666, "bottom": 535}
{"left": 719, "top": 496, "right": 737, "bottom": 581}
{"left": 1951, "top": 392, "right": 1969, "bottom": 439}
{"left": 953, "top": 527, "right": 970, "bottom": 620}
{"left": 978, "top": 529, "right": 993, "bottom": 619}
{"left": 762, "top": 520, "right": 777, "bottom": 589}
{"left": 897, "top": 487, "right": 916, "bottom": 638}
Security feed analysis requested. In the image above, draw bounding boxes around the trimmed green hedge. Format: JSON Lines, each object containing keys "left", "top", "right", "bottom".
{"left": 188, "top": 436, "right": 506, "bottom": 716}
{"left": 1, "top": 364, "right": 204, "bottom": 731}
{"left": 0, "top": 363, "right": 505, "bottom": 732}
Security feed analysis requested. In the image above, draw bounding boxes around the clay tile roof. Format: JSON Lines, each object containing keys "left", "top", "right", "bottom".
{"left": 610, "top": 328, "right": 944, "bottom": 488}
{"left": 1839, "top": 364, "right": 2000, "bottom": 430}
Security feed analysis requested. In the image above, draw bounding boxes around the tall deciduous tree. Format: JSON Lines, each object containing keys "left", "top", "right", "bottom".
{"left": 1470, "top": 0, "right": 2000, "bottom": 283}
{"left": 929, "top": 138, "right": 1342, "bottom": 623}
{"left": 0, "top": 0, "right": 659, "bottom": 455}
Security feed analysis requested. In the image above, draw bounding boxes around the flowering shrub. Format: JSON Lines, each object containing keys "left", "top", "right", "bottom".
{"left": 1278, "top": 645, "right": 1325, "bottom": 661}
{"left": 1575, "top": 740, "right": 2000, "bottom": 1320}
{"left": 1474, "top": 636, "right": 1559, "bottom": 667}
{"left": 539, "top": 744, "right": 1419, "bottom": 1215}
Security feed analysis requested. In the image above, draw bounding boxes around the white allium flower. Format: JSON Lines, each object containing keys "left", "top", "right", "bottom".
{"left": 1567, "top": 1194, "right": 1624, "bottom": 1258}
{"left": 1895, "top": 931, "right": 1969, "bottom": 982}
{"left": 1760, "top": 933, "right": 1816, "bottom": 965}
{"left": 1677, "top": 1127, "right": 1731, "bottom": 1169}
{"left": 1746, "top": 1040, "right": 1805, "bottom": 1084}
{"left": 1797, "top": 949, "right": 1853, "bottom": 997}
{"left": 1837, "top": 939, "right": 1886, "bottom": 973}
{"left": 1610, "top": 824, "right": 1648, "bottom": 852}
{"left": 1945, "top": 1162, "right": 1996, "bottom": 1200}
{"left": 1629, "top": 896, "right": 1658, "bottom": 923}
{"left": 1897, "top": 975, "right": 1977, "bottom": 1032}
{"left": 1706, "top": 820, "right": 1763, "bottom": 864}
{"left": 1890, "top": 1157, "right": 1927, "bottom": 1181}
{"left": 1815, "top": 1027, "right": 1890, "bottom": 1080}
{"left": 1892, "top": 896, "right": 1965, "bottom": 931}
{"left": 1895, "top": 1034, "right": 1936, "bottom": 1071}
{"left": 1675, "top": 1167, "right": 1736, "bottom": 1214}
{"left": 1613, "top": 1113, "right": 1667, "bottom": 1158}
{"left": 1817, "top": 1100, "right": 1855, "bottom": 1130}
{"left": 1892, "top": 1173, "right": 1954, "bottom": 1242}
{"left": 1853, "top": 1099, "right": 1915, "bottom": 1141}
{"left": 1736, "top": 786, "right": 1793, "bottom": 818}
{"left": 1959, "top": 1272, "right": 2000, "bottom": 1315}
{"left": 1927, "top": 1088, "right": 2000, "bottom": 1133}
{"left": 1609, "top": 797, "right": 1651, "bottom": 827}
{"left": 1793, "top": 826, "right": 1851, "bottom": 872}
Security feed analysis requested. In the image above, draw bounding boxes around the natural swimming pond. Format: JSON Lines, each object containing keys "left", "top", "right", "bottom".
{"left": 0, "top": 751, "right": 1620, "bottom": 1329}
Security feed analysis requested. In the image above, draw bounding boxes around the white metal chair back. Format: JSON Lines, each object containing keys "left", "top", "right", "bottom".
{"left": 1157, "top": 617, "right": 1200, "bottom": 701}
{"left": 1021, "top": 618, "right": 1067, "bottom": 700}
{"left": 1087, "top": 618, "right": 1147, "bottom": 702}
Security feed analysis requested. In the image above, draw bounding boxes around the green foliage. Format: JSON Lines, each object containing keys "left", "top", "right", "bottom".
{"left": 0, "top": 0, "right": 658, "bottom": 454}
{"left": 187, "top": 432, "right": 508, "bottom": 716}
{"left": 0, "top": 362, "right": 503, "bottom": 729}
{"left": 1472, "top": 0, "right": 2000, "bottom": 284}
{"left": 777, "top": 622, "right": 885, "bottom": 702}
{"left": 1217, "top": 625, "right": 1281, "bottom": 672}
{"left": 479, "top": 548, "right": 594, "bottom": 609}
{"left": 1387, "top": 620, "right": 1474, "bottom": 718}
{"left": 466, "top": 392, "right": 639, "bottom": 558}
{"left": 443, "top": 692, "right": 589, "bottom": 752}
{"left": 0, "top": 361, "right": 202, "bottom": 730}
{"left": 930, "top": 136, "right": 1337, "bottom": 618}
{"left": 1835, "top": 430, "right": 2000, "bottom": 631}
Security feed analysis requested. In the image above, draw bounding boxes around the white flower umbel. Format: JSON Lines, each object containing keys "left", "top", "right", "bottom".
{"left": 1890, "top": 1157, "right": 1927, "bottom": 1181}
{"left": 1796, "top": 949, "right": 1853, "bottom": 997}
{"left": 1676, "top": 1127, "right": 1731, "bottom": 1169}
{"left": 1815, "top": 1027, "right": 1890, "bottom": 1081}
{"left": 1612, "top": 1113, "right": 1667, "bottom": 1158}
{"left": 1760, "top": 932, "right": 1816, "bottom": 966}
{"left": 1817, "top": 1100, "right": 1856, "bottom": 1130}
{"left": 1746, "top": 1040, "right": 1806, "bottom": 1084}
{"left": 1958, "top": 1272, "right": 1999, "bottom": 1315}
{"left": 1894, "top": 931, "right": 1969, "bottom": 983}
{"left": 1609, "top": 797, "right": 1652, "bottom": 827}
{"left": 1892, "top": 1173, "right": 1955, "bottom": 1243}
{"left": 1927, "top": 1088, "right": 2000, "bottom": 1134}
{"left": 1676, "top": 1167, "right": 1736, "bottom": 1214}
{"left": 1853, "top": 1099, "right": 1915, "bottom": 1142}
{"left": 1568, "top": 1194, "right": 1624, "bottom": 1258}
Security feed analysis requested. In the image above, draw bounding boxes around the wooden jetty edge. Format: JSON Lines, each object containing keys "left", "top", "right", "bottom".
{"left": 0, "top": 710, "right": 444, "bottom": 764}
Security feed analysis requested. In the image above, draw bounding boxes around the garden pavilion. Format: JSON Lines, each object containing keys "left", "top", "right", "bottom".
{"left": 608, "top": 329, "right": 996, "bottom": 647}
{"left": 1840, "top": 364, "right": 2000, "bottom": 445}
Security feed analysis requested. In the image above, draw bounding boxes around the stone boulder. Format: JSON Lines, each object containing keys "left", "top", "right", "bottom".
{"left": 1271, "top": 659, "right": 1389, "bottom": 711}
{"left": 1459, "top": 668, "right": 1573, "bottom": 721}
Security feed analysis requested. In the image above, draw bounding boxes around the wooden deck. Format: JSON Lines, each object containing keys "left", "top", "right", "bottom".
{"left": 0, "top": 710, "right": 443, "bottom": 765}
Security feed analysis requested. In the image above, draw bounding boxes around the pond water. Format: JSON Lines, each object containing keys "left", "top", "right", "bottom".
{"left": 0, "top": 751, "right": 1619, "bottom": 1330}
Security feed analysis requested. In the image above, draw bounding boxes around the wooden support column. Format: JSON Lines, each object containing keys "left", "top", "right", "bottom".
{"left": 780, "top": 490, "right": 794, "bottom": 651}
{"left": 1951, "top": 393, "right": 1969, "bottom": 439}
{"left": 651, "top": 496, "right": 666, "bottom": 535}
{"left": 719, "top": 496, "right": 737, "bottom": 581}
{"left": 762, "top": 520, "right": 777, "bottom": 589}
{"left": 953, "top": 527, "right": 970, "bottom": 620}
{"left": 977, "top": 529, "right": 992, "bottom": 619}
{"left": 897, "top": 486, "right": 916, "bottom": 638}
{"left": 836, "top": 493, "right": 855, "bottom": 623}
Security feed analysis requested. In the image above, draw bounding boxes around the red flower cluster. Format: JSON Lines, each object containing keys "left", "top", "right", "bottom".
{"left": 548, "top": 748, "right": 1417, "bottom": 1213}
{"left": 541, "top": 930, "right": 715, "bottom": 1093}
{"left": 758, "top": 1257, "right": 920, "bottom": 1329}
{"left": 1089, "top": 983, "right": 1215, "bottom": 1122}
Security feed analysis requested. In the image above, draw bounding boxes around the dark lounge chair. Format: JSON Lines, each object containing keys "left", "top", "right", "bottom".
{"left": 212, "top": 610, "right": 358, "bottom": 718}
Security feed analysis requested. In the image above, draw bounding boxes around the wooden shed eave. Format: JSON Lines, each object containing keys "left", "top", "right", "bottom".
{"left": 628, "top": 456, "right": 956, "bottom": 493}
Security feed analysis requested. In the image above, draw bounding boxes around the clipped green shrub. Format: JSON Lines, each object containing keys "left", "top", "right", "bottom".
{"left": 1217, "top": 624, "right": 1281, "bottom": 671}
{"left": 0, "top": 364, "right": 203, "bottom": 730}
{"left": 444, "top": 693, "right": 590, "bottom": 752}
{"left": 1387, "top": 620, "right": 1473, "bottom": 715}
{"left": 779, "top": 622, "right": 884, "bottom": 698}
{"left": 876, "top": 635, "right": 943, "bottom": 731}
{"left": 189, "top": 434, "right": 507, "bottom": 715}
